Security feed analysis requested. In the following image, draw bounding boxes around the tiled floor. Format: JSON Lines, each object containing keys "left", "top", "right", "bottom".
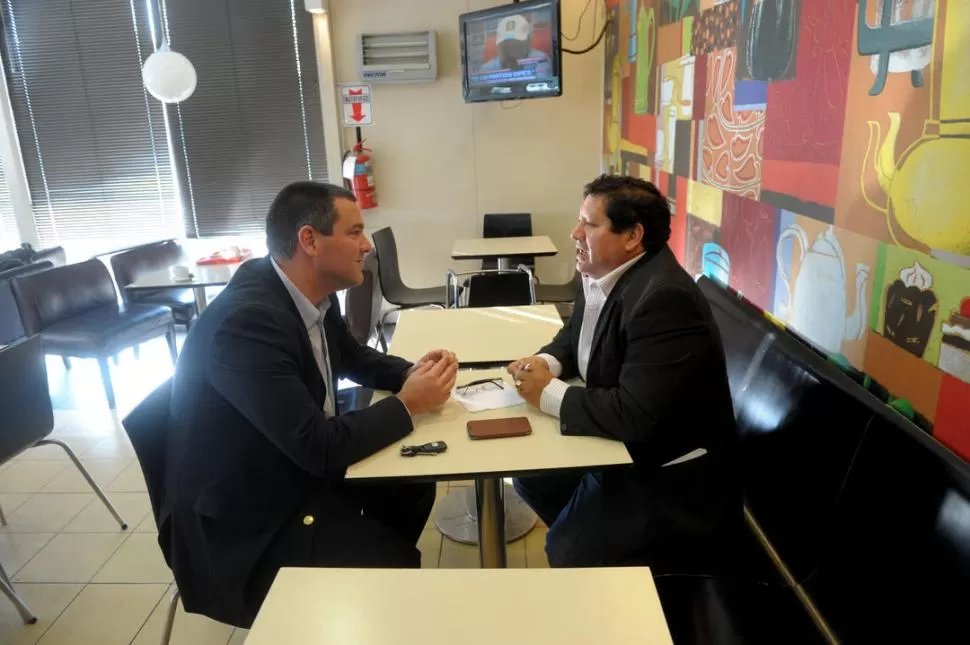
{"left": 0, "top": 335, "right": 549, "bottom": 644}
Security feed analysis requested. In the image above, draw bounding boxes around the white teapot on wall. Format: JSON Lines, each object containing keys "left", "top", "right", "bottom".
{"left": 776, "top": 225, "right": 871, "bottom": 355}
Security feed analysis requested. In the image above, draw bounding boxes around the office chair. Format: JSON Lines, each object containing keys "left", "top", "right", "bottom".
{"left": 371, "top": 227, "right": 448, "bottom": 351}
{"left": 122, "top": 379, "right": 179, "bottom": 645}
{"left": 0, "top": 335, "right": 128, "bottom": 623}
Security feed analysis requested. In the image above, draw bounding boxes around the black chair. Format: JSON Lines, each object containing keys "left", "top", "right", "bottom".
{"left": 343, "top": 252, "right": 381, "bottom": 346}
{"left": 482, "top": 213, "right": 535, "bottom": 272}
{"left": 371, "top": 227, "right": 447, "bottom": 351}
{"left": 0, "top": 261, "right": 53, "bottom": 346}
{"left": 121, "top": 379, "right": 180, "bottom": 645}
{"left": 11, "top": 259, "right": 177, "bottom": 409}
{"left": 446, "top": 264, "right": 536, "bottom": 309}
{"left": 110, "top": 240, "right": 197, "bottom": 330}
{"left": 0, "top": 336, "right": 128, "bottom": 624}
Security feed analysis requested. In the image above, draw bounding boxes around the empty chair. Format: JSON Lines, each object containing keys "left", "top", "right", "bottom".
{"left": 11, "top": 259, "right": 177, "bottom": 409}
{"left": 482, "top": 213, "right": 535, "bottom": 271}
{"left": 343, "top": 252, "right": 381, "bottom": 345}
{"left": 0, "top": 336, "right": 128, "bottom": 624}
{"left": 371, "top": 227, "right": 447, "bottom": 350}
{"left": 447, "top": 266, "right": 536, "bottom": 308}
{"left": 0, "top": 261, "right": 53, "bottom": 346}
{"left": 110, "top": 240, "right": 198, "bottom": 330}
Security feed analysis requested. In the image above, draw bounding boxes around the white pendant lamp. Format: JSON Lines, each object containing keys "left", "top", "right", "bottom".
{"left": 142, "top": 43, "right": 197, "bottom": 104}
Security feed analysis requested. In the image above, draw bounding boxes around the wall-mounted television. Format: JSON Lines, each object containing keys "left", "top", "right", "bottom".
{"left": 459, "top": 0, "right": 563, "bottom": 104}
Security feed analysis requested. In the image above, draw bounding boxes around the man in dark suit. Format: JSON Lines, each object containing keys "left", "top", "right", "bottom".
{"left": 166, "top": 182, "right": 458, "bottom": 627}
{"left": 510, "top": 174, "right": 740, "bottom": 570}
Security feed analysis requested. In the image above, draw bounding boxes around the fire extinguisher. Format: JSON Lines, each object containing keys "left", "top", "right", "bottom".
{"left": 342, "top": 139, "right": 377, "bottom": 209}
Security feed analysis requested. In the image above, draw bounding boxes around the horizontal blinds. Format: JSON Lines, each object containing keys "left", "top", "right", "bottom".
{"left": 164, "top": 0, "right": 327, "bottom": 238}
{"left": 0, "top": 0, "right": 181, "bottom": 257}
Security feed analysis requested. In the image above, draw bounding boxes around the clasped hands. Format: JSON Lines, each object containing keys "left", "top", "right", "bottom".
{"left": 506, "top": 356, "right": 554, "bottom": 407}
{"left": 398, "top": 349, "right": 459, "bottom": 416}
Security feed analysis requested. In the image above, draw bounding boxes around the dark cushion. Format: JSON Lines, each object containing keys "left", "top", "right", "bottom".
{"left": 0, "top": 261, "right": 54, "bottom": 345}
{"left": 110, "top": 240, "right": 182, "bottom": 298}
{"left": 12, "top": 259, "right": 118, "bottom": 335}
{"left": 40, "top": 303, "right": 173, "bottom": 355}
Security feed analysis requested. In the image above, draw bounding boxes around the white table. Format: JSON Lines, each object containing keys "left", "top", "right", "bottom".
{"left": 390, "top": 305, "right": 564, "bottom": 367}
{"left": 451, "top": 235, "right": 558, "bottom": 270}
{"left": 347, "top": 369, "right": 632, "bottom": 567}
{"left": 125, "top": 263, "right": 241, "bottom": 313}
{"left": 247, "top": 567, "right": 673, "bottom": 645}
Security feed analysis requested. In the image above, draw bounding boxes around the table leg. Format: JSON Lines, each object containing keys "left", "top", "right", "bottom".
{"left": 193, "top": 286, "right": 208, "bottom": 313}
{"left": 497, "top": 257, "right": 511, "bottom": 271}
{"left": 476, "top": 477, "right": 507, "bottom": 568}
{"left": 434, "top": 483, "right": 537, "bottom": 547}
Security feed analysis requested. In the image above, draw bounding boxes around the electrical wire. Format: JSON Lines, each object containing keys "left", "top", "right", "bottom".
{"left": 562, "top": 0, "right": 595, "bottom": 41}
{"left": 562, "top": 0, "right": 610, "bottom": 55}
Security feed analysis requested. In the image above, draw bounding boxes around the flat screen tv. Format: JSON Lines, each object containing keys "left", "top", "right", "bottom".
{"left": 459, "top": 0, "right": 563, "bottom": 103}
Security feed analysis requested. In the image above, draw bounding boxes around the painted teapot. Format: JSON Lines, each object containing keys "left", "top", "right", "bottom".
{"left": 776, "top": 225, "right": 870, "bottom": 355}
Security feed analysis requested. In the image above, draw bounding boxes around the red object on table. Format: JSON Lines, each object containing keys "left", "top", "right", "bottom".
{"left": 196, "top": 249, "right": 252, "bottom": 266}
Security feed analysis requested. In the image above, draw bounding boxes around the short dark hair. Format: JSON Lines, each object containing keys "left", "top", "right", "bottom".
{"left": 582, "top": 174, "right": 672, "bottom": 253}
{"left": 266, "top": 181, "right": 356, "bottom": 259}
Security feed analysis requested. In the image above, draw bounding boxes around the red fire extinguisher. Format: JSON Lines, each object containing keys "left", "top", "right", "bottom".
{"left": 343, "top": 140, "right": 377, "bottom": 209}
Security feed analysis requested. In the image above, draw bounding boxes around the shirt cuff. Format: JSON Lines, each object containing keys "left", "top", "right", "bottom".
{"left": 536, "top": 353, "right": 563, "bottom": 378}
{"left": 539, "top": 378, "right": 571, "bottom": 419}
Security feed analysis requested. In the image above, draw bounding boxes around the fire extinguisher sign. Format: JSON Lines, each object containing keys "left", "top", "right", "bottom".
{"left": 339, "top": 83, "right": 374, "bottom": 127}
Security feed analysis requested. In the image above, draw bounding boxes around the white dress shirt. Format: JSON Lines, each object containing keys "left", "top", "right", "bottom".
{"left": 271, "top": 259, "right": 336, "bottom": 418}
{"left": 536, "top": 252, "right": 645, "bottom": 418}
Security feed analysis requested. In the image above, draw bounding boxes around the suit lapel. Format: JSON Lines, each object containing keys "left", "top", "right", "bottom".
{"left": 583, "top": 250, "right": 660, "bottom": 376}
{"left": 256, "top": 257, "right": 327, "bottom": 406}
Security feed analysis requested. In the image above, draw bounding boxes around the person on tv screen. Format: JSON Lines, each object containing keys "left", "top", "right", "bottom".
{"left": 480, "top": 13, "right": 551, "bottom": 76}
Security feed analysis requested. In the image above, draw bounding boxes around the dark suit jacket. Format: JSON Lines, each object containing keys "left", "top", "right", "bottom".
{"left": 540, "top": 246, "right": 740, "bottom": 564}
{"left": 164, "top": 257, "right": 414, "bottom": 626}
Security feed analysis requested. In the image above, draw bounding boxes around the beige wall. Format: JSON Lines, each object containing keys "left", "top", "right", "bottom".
{"left": 329, "top": 0, "right": 603, "bottom": 287}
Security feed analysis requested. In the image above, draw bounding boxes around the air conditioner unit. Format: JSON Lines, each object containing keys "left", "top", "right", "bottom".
{"left": 358, "top": 31, "right": 437, "bottom": 83}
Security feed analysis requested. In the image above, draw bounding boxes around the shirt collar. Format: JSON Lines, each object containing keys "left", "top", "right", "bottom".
{"left": 270, "top": 257, "right": 330, "bottom": 330}
{"left": 584, "top": 252, "right": 645, "bottom": 299}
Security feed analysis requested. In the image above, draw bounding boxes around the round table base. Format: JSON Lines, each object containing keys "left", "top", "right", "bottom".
{"left": 434, "top": 484, "right": 537, "bottom": 545}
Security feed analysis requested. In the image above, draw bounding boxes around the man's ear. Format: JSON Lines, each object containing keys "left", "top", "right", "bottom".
{"left": 626, "top": 223, "right": 645, "bottom": 252}
{"left": 297, "top": 225, "right": 318, "bottom": 257}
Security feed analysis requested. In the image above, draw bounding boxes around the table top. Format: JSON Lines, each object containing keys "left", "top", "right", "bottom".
{"left": 390, "top": 305, "right": 563, "bottom": 366}
{"left": 451, "top": 235, "right": 558, "bottom": 260}
{"left": 345, "top": 368, "right": 632, "bottom": 482}
{"left": 125, "top": 262, "right": 241, "bottom": 290}
{"left": 246, "top": 567, "right": 673, "bottom": 645}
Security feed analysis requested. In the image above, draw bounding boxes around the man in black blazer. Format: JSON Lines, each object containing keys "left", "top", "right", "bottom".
{"left": 166, "top": 182, "right": 458, "bottom": 627}
{"left": 510, "top": 175, "right": 740, "bottom": 571}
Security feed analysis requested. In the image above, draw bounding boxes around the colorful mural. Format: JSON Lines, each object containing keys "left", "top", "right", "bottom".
{"left": 603, "top": 0, "right": 970, "bottom": 461}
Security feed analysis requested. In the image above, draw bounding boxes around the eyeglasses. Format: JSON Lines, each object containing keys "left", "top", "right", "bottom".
{"left": 455, "top": 378, "right": 504, "bottom": 394}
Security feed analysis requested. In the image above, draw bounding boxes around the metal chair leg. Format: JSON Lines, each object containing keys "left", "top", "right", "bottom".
{"left": 0, "top": 561, "right": 36, "bottom": 625}
{"left": 37, "top": 439, "right": 128, "bottom": 530}
{"left": 161, "top": 588, "right": 179, "bottom": 645}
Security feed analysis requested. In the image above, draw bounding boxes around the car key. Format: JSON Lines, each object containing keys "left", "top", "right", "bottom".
{"left": 400, "top": 441, "right": 448, "bottom": 457}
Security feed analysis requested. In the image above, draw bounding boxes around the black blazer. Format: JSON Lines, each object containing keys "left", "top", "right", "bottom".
{"left": 164, "top": 257, "right": 414, "bottom": 626}
{"left": 540, "top": 246, "right": 740, "bottom": 555}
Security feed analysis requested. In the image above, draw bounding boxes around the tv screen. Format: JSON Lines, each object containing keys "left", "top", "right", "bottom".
{"left": 459, "top": 0, "right": 563, "bottom": 103}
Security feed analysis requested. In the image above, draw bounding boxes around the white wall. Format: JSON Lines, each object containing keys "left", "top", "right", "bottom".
{"left": 329, "top": 0, "right": 604, "bottom": 287}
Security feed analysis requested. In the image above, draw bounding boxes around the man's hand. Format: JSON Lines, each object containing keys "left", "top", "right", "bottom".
{"left": 398, "top": 355, "right": 458, "bottom": 416}
{"left": 506, "top": 355, "right": 549, "bottom": 377}
{"left": 408, "top": 349, "right": 458, "bottom": 376}
{"left": 510, "top": 359, "right": 554, "bottom": 408}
